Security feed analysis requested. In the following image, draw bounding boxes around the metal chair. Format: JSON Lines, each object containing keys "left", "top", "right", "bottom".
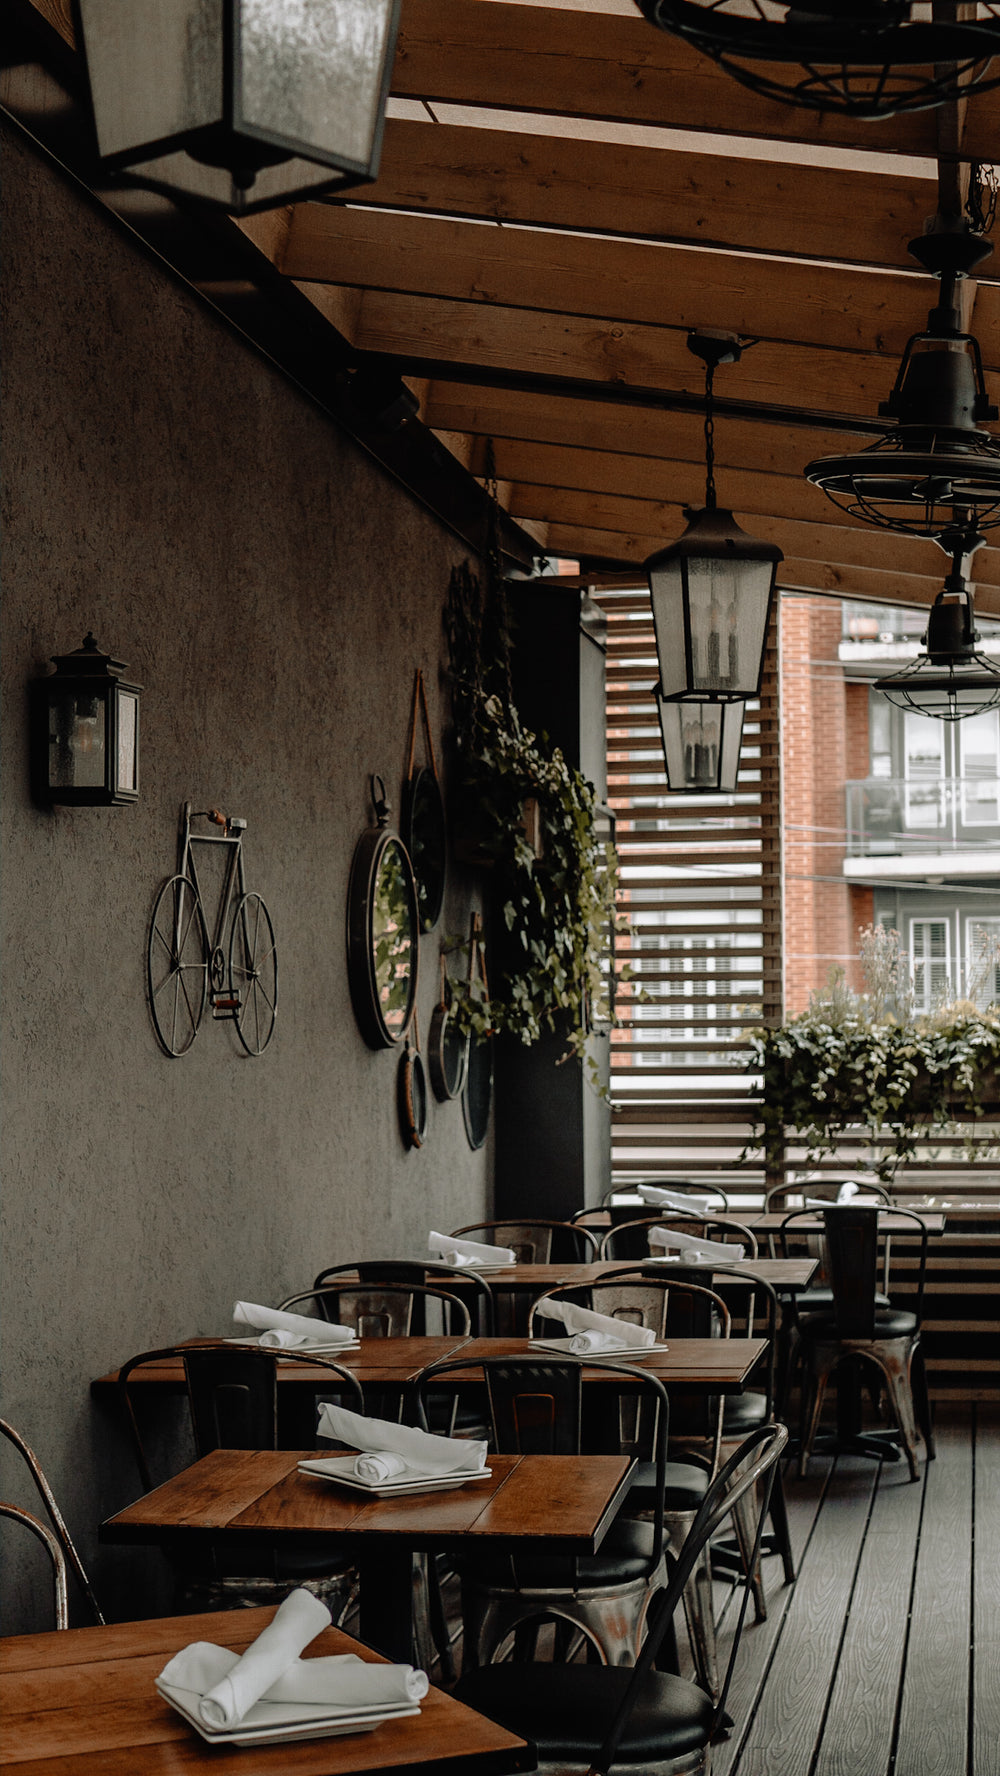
{"left": 0, "top": 1418, "right": 105, "bottom": 1624}
{"left": 599, "top": 1215, "right": 759, "bottom": 1263}
{"left": 451, "top": 1218, "right": 601, "bottom": 1262}
{"left": 528, "top": 1276, "right": 728, "bottom": 1698}
{"left": 283, "top": 1280, "right": 473, "bottom": 1340}
{"left": 764, "top": 1178, "right": 893, "bottom": 1214}
{"left": 785, "top": 1206, "right": 934, "bottom": 1481}
{"left": 310, "top": 1262, "right": 493, "bottom": 1334}
{"left": 0, "top": 1504, "right": 70, "bottom": 1629}
{"left": 414, "top": 1353, "right": 669, "bottom": 1673}
{"left": 117, "top": 1343, "right": 363, "bottom": 1612}
{"left": 452, "top": 1423, "right": 788, "bottom": 1776}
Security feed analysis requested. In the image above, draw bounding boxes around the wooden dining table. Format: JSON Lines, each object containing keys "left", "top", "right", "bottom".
{"left": 0, "top": 1606, "right": 535, "bottom": 1775}
{"left": 100, "top": 1449, "right": 634, "bottom": 1667}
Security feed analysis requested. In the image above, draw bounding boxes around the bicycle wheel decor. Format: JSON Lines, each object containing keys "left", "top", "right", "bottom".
{"left": 146, "top": 874, "right": 210, "bottom": 1057}
{"left": 228, "top": 891, "right": 278, "bottom": 1055}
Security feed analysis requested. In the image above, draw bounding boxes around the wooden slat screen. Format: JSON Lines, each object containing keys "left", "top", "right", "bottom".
{"left": 596, "top": 587, "right": 783, "bottom": 1203}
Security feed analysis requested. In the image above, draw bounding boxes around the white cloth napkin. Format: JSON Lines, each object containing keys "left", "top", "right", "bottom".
{"left": 160, "top": 1588, "right": 330, "bottom": 1728}
{"left": 647, "top": 1226, "right": 746, "bottom": 1263}
{"left": 427, "top": 1231, "right": 516, "bottom": 1266}
{"left": 232, "top": 1301, "right": 355, "bottom": 1347}
{"left": 637, "top": 1185, "right": 716, "bottom": 1215}
{"left": 538, "top": 1297, "right": 655, "bottom": 1349}
{"left": 159, "top": 1606, "right": 427, "bottom": 1731}
{"left": 317, "top": 1402, "right": 488, "bottom": 1478}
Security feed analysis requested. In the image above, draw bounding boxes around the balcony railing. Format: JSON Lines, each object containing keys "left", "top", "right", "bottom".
{"left": 845, "top": 776, "right": 1000, "bottom": 856}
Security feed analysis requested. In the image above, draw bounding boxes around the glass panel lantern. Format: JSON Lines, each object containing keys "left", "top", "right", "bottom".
{"left": 646, "top": 508, "right": 781, "bottom": 700}
{"left": 654, "top": 690, "right": 746, "bottom": 793}
{"left": 31, "top": 635, "right": 141, "bottom": 805}
{"left": 78, "top": 0, "right": 402, "bottom": 215}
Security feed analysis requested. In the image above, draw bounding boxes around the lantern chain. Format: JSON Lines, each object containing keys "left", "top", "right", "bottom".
{"left": 703, "top": 361, "right": 717, "bottom": 512}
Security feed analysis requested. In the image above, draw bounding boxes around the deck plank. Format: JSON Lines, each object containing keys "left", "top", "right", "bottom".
{"left": 973, "top": 1406, "right": 1000, "bottom": 1775}
{"left": 893, "top": 1416, "right": 972, "bottom": 1776}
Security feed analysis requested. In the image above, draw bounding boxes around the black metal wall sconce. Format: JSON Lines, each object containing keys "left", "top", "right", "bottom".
{"left": 30, "top": 633, "right": 141, "bottom": 806}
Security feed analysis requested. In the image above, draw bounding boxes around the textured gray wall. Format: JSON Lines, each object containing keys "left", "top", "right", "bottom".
{"left": 1, "top": 125, "right": 492, "bottom": 1631}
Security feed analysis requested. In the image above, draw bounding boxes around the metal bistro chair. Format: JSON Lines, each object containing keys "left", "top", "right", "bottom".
{"left": 451, "top": 1219, "right": 602, "bottom": 1262}
{"left": 785, "top": 1206, "right": 934, "bottom": 1482}
{"left": 415, "top": 1353, "right": 670, "bottom": 1673}
{"left": 0, "top": 1503, "right": 70, "bottom": 1629}
{"left": 599, "top": 1216, "right": 759, "bottom": 1264}
{"left": 1, "top": 1418, "right": 105, "bottom": 1624}
{"left": 310, "top": 1261, "right": 494, "bottom": 1334}
{"left": 530, "top": 1274, "right": 729, "bottom": 1699}
{"left": 453, "top": 1423, "right": 788, "bottom": 1776}
{"left": 117, "top": 1343, "right": 364, "bottom": 1613}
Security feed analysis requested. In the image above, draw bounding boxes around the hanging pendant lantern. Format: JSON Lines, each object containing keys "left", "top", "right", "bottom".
{"left": 634, "top": 0, "right": 1000, "bottom": 121}
{"left": 654, "top": 691, "right": 747, "bottom": 793}
{"left": 875, "top": 532, "right": 1000, "bottom": 721}
{"left": 77, "top": 0, "right": 402, "bottom": 215}
{"left": 806, "top": 229, "right": 1000, "bottom": 540}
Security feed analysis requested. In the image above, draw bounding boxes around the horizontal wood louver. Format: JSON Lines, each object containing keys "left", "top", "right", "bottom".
{"left": 596, "top": 587, "right": 782, "bottom": 1203}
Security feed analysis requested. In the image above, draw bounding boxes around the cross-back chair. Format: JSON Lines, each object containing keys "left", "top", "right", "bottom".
{"left": 117, "top": 1342, "right": 363, "bottom": 1612}
{"left": 414, "top": 1353, "right": 669, "bottom": 1674}
{"left": 782, "top": 1206, "right": 934, "bottom": 1481}
{"left": 1, "top": 1418, "right": 105, "bottom": 1625}
{"left": 599, "top": 1215, "right": 758, "bottom": 1263}
{"left": 453, "top": 1422, "right": 789, "bottom": 1776}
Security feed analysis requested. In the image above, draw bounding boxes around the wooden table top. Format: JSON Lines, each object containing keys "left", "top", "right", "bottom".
{"left": 92, "top": 1336, "right": 473, "bottom": 1397}
{"left": 467, "top": 1258, "right": 818, "bottom": 1290}
{"left": 100, "top": 1450, "right": 634, "bottom": 1559}
{"left": 0, "top": 1608, "right": 534, "bottom": 1775}
{"left": 746, "top": 1209, "right": 947, "bottom": 1235}
{"left": 431, "top": 1336, "right": 769, "bottom": 1394}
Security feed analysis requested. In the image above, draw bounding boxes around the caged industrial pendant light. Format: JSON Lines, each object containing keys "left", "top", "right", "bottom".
{"left": 805, "top": 226, "right": 1000, "bottom": 540}
{"left": 633, "top": 0, "right": 1000, "bottom": 122}
{"left": 874, "top": 529, "right": 1000, "bottom": 719}
{"left": 646, "top": 333, "right": 782, "bottom": 793}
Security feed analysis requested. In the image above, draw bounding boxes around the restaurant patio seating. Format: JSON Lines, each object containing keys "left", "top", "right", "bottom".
{"left": 0, "top": 1417, "right": 105, "bottom": 1625}
{"left": 785, "top": 1206, "right": 935, "bottom": 1481}
{"left": 414, "top": 1354, "right": 670, "bottom": 1673}
{"left": 451, "top": 1218, "right": 601, "bottom": 1262}
{"left": 117, "top": 1343, "right": 364, "bottom": 1613}
{"left": 453, "top": 1422, "right": 788, "bottom": 1776}
{"left": 599, "top": 1216, "right": 759, "bottom": 1263}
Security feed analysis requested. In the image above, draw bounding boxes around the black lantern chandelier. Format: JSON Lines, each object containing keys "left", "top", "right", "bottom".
{"left": 646, "top": 333, "right": 782, "bottom": 793}
{"left": 634, "top": 0, "right": 1000, "bottom": 121}
{"left": 874, "top": 530, "right": 1000, "bottom": 719}
{"left": 77, "top": 0, "right": 402, "bottom": 215}
{"left": 806, "top": 228, "right": 1000, "bottom": 540}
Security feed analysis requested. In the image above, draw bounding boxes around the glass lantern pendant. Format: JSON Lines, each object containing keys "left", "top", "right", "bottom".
{"left": 654, "top": 692, "right": 746, "bottom": 793}
{"left": 78, "top": 0, "right": 402, "bottom": 216}
{"left": 30, "top": 634, "right": 142, "bottom": 806}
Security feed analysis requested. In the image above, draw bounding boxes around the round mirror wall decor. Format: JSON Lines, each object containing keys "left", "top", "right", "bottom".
{"left": 428, "top": 954, "right": 469, "bottom": 1102}
{"left": 462, "top": 1033, "right": 493, "bottom": 1151}
{"left": 402, "top": 670, "right": 446, "bottom": 933}
{"left": 398, "top": 1016, "right": 429, "bottom": 1149}
{"left": 346, "top": 775, "right": 419, "bottom": 1050}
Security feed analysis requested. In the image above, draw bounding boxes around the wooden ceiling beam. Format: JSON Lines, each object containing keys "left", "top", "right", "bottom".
{"left": 358, "top": 119, "right": 937, "bottom": 272}
{"left": 283, "top": 206, "right": 936, "bottom": 359}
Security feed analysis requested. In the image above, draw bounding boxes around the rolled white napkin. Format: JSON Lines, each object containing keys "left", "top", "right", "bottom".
{"left": 160, "top": 1634, "right": 427, "bottom": 1730}
{"left": 539, "top": 1297, "right": 655, "bottom": 1348}
{"left": 232, "top": 1301, "right": 355, "bottom": 1347}
{"left": 428, "top": 1231, "right": 516, "bottom": 1266}
{"left": 637, "top": 1185, "right": 716, "bottom": 1215}
{"left": 647, "top": 1227, "right": 746, "bottom": 1264}
{"left": 160, "top": 1588, "right": 330, "bottom": 1728}
{"left": 564, "top": 1330, "right": 632, "bottom": 1354}
{"left": 317, "top": 1402, "right": 488, "bottom": 1477}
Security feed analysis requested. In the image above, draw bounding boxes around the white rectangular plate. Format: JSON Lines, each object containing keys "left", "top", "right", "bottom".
{"left": 156, "top": 1679, "right": 419, "bottom": 1746}
{"left": 297, "top": 1454, "right": 492, "bottom": 1496}
{"left": 224, "top": 1336, "right": 361, "bottom": 1353}
{"left": 528, "top": 1337, "right": 669, "bottom": 1356}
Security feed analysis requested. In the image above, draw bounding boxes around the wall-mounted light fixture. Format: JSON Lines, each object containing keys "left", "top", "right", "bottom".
{"left": 31, "top": 633, "right": 141, "bottom": 805}
{"left": 654, "top": 692, "right": 747, "bottom": 793}
{"left": 78, "top": 0, "right": 401, "bottom": 216}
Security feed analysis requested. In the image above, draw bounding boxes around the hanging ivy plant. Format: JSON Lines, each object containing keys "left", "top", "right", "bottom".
{"left": 444, "top": 557, "right": 628, "bottom": 1066}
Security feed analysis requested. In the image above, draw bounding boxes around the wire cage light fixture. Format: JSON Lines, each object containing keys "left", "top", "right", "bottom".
{"left": 633, "top": 0, "right": 1000, "bottom": 121}
{"left": 874, "top": 530, "right": 1000, "bottom": 719}
{"left": 805, "top": 227, "right": 1000, "bottom": 541}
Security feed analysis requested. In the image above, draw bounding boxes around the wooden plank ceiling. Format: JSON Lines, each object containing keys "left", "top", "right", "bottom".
{"left": 27, "top": 0, "right": 1000, "bottom": 614}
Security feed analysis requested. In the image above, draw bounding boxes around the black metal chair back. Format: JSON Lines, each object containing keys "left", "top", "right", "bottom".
{"left": 599, "top": 1213, "right": 758, "bottom": 1262}
{"left": 765, "top": 1179, "right": 892, "bottom": 1212}
{"left": 284, "top": 1281, "right": 472, "bottom": 1340}
{"left": 451, "top": 1218, "right": 601, "bottom": 1262}
{"left": 782, "top": 1205, "right": 928, "bottom": 1338}
{"left": 311, "top": 1262, "right": 493, "bottom": 1334}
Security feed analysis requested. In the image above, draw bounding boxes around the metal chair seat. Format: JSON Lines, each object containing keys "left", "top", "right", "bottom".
{"left": 463, "top": 1515, "right": 660, "bottom": 1592}
{"left": 798, "top": 1304, "right": 917, "bottom": 1340}
{"left": 627, "top": 1460, "right": 710, "bottom": 1516}
{"left": 456, "top": 1660, "right": 718, "bottom": 1768}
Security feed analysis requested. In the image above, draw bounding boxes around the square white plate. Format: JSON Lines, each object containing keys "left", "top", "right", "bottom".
{"left": 528, "top": 1337, "right": 669, "bottom": 1357}
{"left": 297, "top": 1454, "right": 492, "bottom": 1497}
{"left": 156, "top": 1679, "right": 418, "bottom": 1746}
{"left": 224, "top": 1336, "right": 361, "bottom": 1353}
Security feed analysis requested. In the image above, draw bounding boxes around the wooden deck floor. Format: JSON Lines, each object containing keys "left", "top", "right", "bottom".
{"left": 715, "top": 1404, "right": 999, "bottom": 1776}
{"left": 422, "top": 1404, "right": 999, "bottom": 1775}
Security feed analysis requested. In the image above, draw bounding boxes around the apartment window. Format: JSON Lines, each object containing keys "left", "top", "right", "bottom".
{"left": 959, "top": 709, "right": 1000, "bottom": 826}
{"left": 966, "top": 919, "right": 1000, "bottom": 1009}
{"left": 903, "top": 715, "right": 944, "bottom": 830}
{"left": 910, "top": 918, "right": 951, "bottom": 1011}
